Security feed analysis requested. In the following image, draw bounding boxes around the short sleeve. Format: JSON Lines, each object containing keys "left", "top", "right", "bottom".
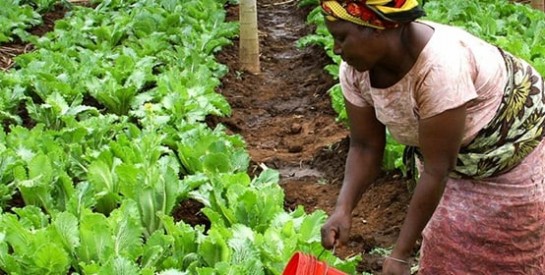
{"left": 339, "top": 62, "right": 371, "bottom": 107}
{"left": 415, "top": 51, "right": 478, "bottom": 119}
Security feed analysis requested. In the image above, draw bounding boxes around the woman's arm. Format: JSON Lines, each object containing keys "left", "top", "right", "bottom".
{"left": 390, "top": 105, "right": 467, "bottom": 260}
{"left": 336, "top": 100, "right": 386, "bottom": 213}
{"left": 322, "top": 99, "right": 386, "bottom": 248}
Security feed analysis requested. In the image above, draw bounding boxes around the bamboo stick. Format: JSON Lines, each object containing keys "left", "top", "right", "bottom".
{"left": 531, "top": 0, "right": 544, "bottom": 11}
{"left": 239, "top": 0, "right": 261, "bottom": 74}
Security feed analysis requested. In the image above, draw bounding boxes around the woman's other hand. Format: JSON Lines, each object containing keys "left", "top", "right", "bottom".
{"left": 320, "top": 210, "right": 352, "bottom": 249}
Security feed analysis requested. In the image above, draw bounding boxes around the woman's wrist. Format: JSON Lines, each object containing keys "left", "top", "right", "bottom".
{"left": 334, "top": 203, "right": 352, "bottom": 215}
{"left": 384, "top": 255, "right": 411, "bottom": 265}
{"left": 390, "top": 245, "right": 413, "bottom": 260}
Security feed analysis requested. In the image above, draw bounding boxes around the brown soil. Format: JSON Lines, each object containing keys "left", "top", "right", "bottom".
{"left": 0, "top": 1, "right": 414, "bottom": 274}
{"left": 207, "top": 0, "right": 414, "bottom": 273}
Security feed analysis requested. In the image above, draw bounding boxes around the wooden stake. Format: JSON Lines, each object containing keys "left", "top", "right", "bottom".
{"left": 239, "top": 0, "right": 261, "bottom": 74}
{"left": 531, "top": 0, "right": 545, "bottom": 11}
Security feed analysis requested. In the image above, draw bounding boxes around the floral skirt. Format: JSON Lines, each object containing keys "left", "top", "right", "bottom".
{"left": 418, "top": 53, "right": 545, "bottom": 274}
{"left": 419, "top": 139, "right": 545, "bottom": 274}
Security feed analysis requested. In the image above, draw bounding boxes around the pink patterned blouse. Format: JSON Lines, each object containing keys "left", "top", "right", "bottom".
{"left": 340, "top": 21, "right": 505, "bottom": 147}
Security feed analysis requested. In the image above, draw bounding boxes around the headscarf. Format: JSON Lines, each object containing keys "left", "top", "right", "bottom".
{"left": 321, "top": 0, "right": 426, "bottom": 29}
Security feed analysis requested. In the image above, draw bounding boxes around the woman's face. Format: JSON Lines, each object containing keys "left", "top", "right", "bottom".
{"left": 325, "top": 19, "right": 385, "bottom": 72}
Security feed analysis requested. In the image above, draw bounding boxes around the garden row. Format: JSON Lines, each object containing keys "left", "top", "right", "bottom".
{"left": 1, "top": 0, "right": 72, "bottom": 43}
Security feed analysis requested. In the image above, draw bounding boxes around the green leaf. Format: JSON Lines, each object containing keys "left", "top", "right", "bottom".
{"left": 0, "top": 214, "right": 33, "bottom": 253}
{"left": 77, "top": 211, "right": 114, "bottom": 264}
{"left": 66, "top": 182, "right": 97, "bottom": 219}
{"left": 159, "top": 214, "right": 200, "bottom": 264}
{"left": 198, "top": 228, "right": 231, "bottom": 267}
{"left": 33, "top": 242, "right": 71, "bottom": 274}
{"left": 228, "top": 225, "right": 264, "bottom": 274}
{"left": 299, "top": 211, "right": 326, "bottom": 243}
{"left": 100, "top": 256, "right": 140, "bottom": 275}
{"left": 140, "top": 231, "right": 172, "bottom": 270}
{"left": 87, "top": 159, "right": 120, "bottom": 214}
{"left": 108, "top": 201, "right": 144, "bottom": 260}
{"left": 52, "top": 212, "right": 80, "bottom": 254}
{"left": 251, "top": 167, "right": 280, "bottom": 187}
{"left": 28, "top": 153, "right": 53, "bottom": 181}
{"left": 15, "top": 153, "right": 55, "bottom": 212}
{"left": 203, "top": 152, "right": 231, "bottom": 173}
{"left": 12, "top": 205, "right": 49, "bottom": 229}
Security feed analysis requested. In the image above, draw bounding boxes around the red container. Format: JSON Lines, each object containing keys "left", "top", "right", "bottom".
{"left": 283, "top": 252, "right": 346, "bottom": 275}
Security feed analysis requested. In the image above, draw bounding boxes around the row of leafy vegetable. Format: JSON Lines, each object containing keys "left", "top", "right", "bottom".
{"left": 299, "top": 0, "right": 545, "bottom": 173}
{"left": 0, "top": 0, "right": 359, "bottom": 274}
{"left": 0, "top": 0, "right": 72, "bottom": 43}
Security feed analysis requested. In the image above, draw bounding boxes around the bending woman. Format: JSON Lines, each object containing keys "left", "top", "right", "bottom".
{"left": 318, "top": 0, "right": 545, "bottom": 274}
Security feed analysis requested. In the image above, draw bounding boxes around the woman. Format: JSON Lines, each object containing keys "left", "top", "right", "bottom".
{"left": 318, "top": 0, "right": 545, "bottom": 274}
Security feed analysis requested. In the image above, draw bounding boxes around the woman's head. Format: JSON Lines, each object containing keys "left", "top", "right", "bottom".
{"left": 321, "top": 0, "right": 425, "bottom": 71}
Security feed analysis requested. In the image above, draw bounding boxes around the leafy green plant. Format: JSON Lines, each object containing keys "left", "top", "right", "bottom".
{"left": 0, "top": 0, "right": 42, "bottom": 43}
{"left": 6, "top": 126, "right": 75, "bottom": 214}
{"left": 21, "top": 0, "right": 67, "bottom": 12}
{"left": 176, "top": 124, "right": 248, "bottom": 175}
{"left": 423, "top": 0, "right": 545, "bottom": 76}
{"left": 0, "top": 206, "right": 72, "bottom": 274}
{"left": 85, "top": 51, "right": 157, "bottom": 115}
{"left": 26, "top": 93, "right": 99, "bottom": 130}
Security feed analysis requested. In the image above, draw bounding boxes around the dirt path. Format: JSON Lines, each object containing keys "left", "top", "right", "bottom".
{"left": 215, "top": 0, "right": 414, "bottom": 273}
{"left": 215, "top": 1, "right": 348, "bottom": 178}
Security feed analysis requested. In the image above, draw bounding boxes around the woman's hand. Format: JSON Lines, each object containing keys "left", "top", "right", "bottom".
{"left": 382, "top": 257, "right": 410, "bottom": 275}
{"left": 320, "top": 210, "right": 352, "bottom": 249}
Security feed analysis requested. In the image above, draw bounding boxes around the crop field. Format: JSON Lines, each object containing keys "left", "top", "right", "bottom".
{"left": 0, "top": 0, "right": 543, "bottom": 274}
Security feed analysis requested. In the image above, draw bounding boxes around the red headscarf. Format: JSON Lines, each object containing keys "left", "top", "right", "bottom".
{"left": 321, "top": 0, "right": 425, "bottom": 29}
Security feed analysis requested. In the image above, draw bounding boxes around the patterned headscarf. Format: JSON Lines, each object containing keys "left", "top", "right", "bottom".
{"left": 321, "top": 0, "right": 425, "bottom": 29}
